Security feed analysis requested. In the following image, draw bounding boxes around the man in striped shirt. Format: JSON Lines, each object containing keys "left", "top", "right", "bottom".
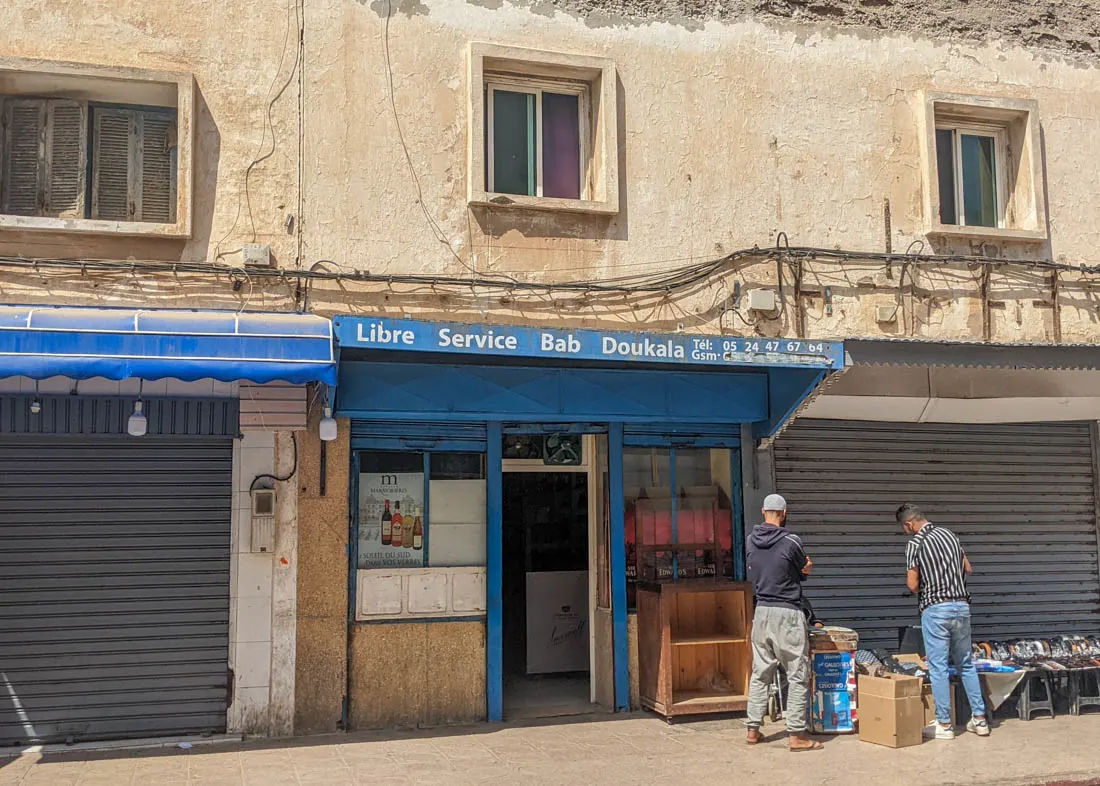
{"left": 897, "top": 503, "right": 990, "bottom": 739}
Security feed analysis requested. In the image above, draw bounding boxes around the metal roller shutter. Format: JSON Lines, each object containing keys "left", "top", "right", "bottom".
{"left": 0, "top": 436, "right": 232, "bottom": 745}
{"left": 774, "top": 419, "right": 1100, "bottom": 651}
{"left": 351, "top": 420, "right": 488, "bottom": 451}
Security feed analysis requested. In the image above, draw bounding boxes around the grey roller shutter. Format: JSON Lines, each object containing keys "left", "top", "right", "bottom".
{"left": 0, "top": 435, "right": 232, "bottom": 745}
{"left": 773, "top": 420, "right": 1100, "bottom": 651}
{"left": 351, "top": 420, "right": 488, "bottom": 451}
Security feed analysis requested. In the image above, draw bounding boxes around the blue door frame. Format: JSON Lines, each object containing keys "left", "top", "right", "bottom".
{"left": 486, "top": 422, "right": 631, "bottom": 721}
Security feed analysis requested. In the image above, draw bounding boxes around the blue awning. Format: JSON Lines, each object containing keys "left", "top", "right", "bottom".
{"left": 0, "top": 306, "right": 336, "bottom": 386}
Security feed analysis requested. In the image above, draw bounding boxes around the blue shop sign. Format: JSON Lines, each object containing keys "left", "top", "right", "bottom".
{"left": 334, "top": 317, "right": 844, "bottom": 371}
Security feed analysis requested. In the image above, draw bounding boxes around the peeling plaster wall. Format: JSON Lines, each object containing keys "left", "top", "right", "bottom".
{"left": 521, "top": 0, "right": 1100, "bottom": 58}
{"left": 299, "top": 0, "right": 1100, "bottom": 343}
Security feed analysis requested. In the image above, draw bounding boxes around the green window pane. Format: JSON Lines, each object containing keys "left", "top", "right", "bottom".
{"left": 492, "top": 90, "right": 535, "bottom": 196}
{"left": 961, "top": 134, "right": 997, "bottom": 228}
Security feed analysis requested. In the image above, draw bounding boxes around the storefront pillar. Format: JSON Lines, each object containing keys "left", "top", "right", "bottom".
{"left": 608, "top": 422, "right": 630, "bottom": 712}
{"left": 486, "top": 421, "right": 504, "bottom": 722}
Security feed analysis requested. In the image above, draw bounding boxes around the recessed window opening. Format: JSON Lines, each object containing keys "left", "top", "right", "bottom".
{"left": 486, "top": 75, "right": 587, "bottom": 201}
{"left": 0, "top": 96, "right": 177, "bottom": 224}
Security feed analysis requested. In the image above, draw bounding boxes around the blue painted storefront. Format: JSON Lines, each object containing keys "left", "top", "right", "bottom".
{"left": 334, "top": 316, "right": 844, "bottom": 721}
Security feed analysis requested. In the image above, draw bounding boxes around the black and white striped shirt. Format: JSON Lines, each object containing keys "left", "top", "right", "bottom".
{"left": 905, "top": 523, "right": 970, "bottom": 613}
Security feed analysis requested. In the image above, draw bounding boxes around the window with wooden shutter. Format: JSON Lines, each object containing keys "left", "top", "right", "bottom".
{"left": 91, "top": 107, "right": 177, "bottom": 223}
{"left": 0, "top": 98, "right": 87, "bottom": 218}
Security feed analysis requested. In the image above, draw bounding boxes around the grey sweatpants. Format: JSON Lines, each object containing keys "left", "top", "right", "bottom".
{"left": 745, "top": 605, "right": 810, "bottom": 733}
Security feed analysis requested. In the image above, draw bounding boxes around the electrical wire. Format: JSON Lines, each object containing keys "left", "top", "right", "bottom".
{"left": 213, "top": 0, "right": 302, "bottom": 261}
{"left": 380, "top": 0, "right": 516, "bottom": 283}
{"left": 6, "top": 241, "right": 1100, "bottom": 297}
{"left": 249, "top": 432, "right": 299, "bottom": 492}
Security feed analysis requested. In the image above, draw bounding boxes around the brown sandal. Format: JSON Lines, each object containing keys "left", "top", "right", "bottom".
{"left": 789, "top": 735, "right": 824, "bottom": 752}
{"left": 746, "top": 729, "right": 764, "bottom": 745}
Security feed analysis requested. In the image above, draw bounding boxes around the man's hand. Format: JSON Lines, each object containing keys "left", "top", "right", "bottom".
{"left": 802, "top": 557, "right": 813, "bottom": 576}
{"left": 906, "top": 567, "right": 920, "bottom": 594}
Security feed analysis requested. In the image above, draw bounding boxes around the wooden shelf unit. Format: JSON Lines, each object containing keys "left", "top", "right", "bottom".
{"left": 637, "top": 581, "right": 754, "bottom": 719}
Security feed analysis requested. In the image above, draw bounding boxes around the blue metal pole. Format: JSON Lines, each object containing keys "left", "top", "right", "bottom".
{"left": 486, "top": 422, "right": 504, "bottom": 722}
{"left": 608, "top": 423, "right": 630, "bottom": 712}
{"left": 732, "top": 446, "right": 746, "bottom": 581}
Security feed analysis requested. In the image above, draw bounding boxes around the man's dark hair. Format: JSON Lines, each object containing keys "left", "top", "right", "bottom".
{"left": 895, "top": 503, "right": 926, "bottom": 525}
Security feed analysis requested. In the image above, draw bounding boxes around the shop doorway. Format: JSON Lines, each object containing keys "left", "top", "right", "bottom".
{"left": 501, "top": 432, "right": 597, "bottom": 719}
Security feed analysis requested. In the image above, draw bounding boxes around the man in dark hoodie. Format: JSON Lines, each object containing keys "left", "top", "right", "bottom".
{"left": 744, "top": 494, "right": 822, "bottom": 751}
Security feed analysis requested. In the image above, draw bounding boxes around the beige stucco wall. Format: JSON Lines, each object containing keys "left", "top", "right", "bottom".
{"left": 1, "top": 1, "right": 1099, "bottom": 343}
{"left": 0, "top": 0, "right": 300, "bottom": 311}
{"left": 295, "top": 0, "right": 1100, "bottom": 345}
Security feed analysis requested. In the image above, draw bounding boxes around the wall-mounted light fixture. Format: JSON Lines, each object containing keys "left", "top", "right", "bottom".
{"left": 319, "top": 406, "right": 337, "bottom": 442}
{"left": 128, "top": 380, "right": 148, "bottom": 436}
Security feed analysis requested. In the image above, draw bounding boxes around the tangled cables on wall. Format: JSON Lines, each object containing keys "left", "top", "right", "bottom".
{"left": 1, "top": 237, "right": 1095, "bottom": 298}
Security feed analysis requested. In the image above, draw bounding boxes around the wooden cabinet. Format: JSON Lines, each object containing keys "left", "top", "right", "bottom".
{"left": 637, "top": 581, "right": 754, "bottom": 718}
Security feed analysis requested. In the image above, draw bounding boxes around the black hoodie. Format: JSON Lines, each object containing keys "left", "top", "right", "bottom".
{"left": 746, "top": 523, "right": 809, "bottom": 611}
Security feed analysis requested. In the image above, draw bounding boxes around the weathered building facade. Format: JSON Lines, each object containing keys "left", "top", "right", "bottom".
{"left": 3, "top": 0, "right": 1100, "bottom": 741}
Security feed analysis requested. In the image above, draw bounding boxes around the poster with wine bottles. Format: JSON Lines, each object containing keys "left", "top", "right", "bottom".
{"left": 358, "top": 472, "right": 426, "bottom": 568}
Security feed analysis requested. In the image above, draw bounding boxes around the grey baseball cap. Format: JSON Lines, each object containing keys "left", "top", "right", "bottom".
{"left": 762, "top": 494, "right": 788, "bottom": 511}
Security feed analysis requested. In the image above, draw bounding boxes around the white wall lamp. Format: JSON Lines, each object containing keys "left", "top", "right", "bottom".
{"left": 30, "top": 380, "right": 41, "bottom": 414}
{"left": 319, "top": 385, "right": 337, "bottom": 442}
{"left": 127, "top": 380, "right": 148, "bottom": 437}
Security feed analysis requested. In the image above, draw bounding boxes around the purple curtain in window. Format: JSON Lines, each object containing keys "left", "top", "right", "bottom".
{"left": 541, "top": 93, "right": 581, "bottom": 199}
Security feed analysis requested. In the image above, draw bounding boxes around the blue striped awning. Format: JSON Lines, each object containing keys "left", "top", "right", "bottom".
{"left": 0, "top": 306, "right": 336, "bottom": 386}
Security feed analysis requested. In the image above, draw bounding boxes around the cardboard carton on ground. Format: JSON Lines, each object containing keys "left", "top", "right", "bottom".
{"left": 858, "top": 673, "right": 924, "bottom": 749}
{"left": 921, "top": 684, "right": 958, "bottom": 727}
{"left": 895, "top": 653, "right": 958, "bottom": 727}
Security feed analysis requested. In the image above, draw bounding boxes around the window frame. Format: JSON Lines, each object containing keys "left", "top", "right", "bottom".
{"left": 354, "top": 447, "right": 488, "bottom": 571}
{"left": 484, "top": 76, "right": 590, "bottom": 201}
{"left": 920, "top": 91, "right": 1046, "bottom": 243}
{"left": 467, "top": 42, "right": 619, "bottom": 216}
{"left": 0, "top": 57, "right": 193, "bottom": 239}
{"left": 935, "top": 121, "right": 1008, "bottom": 230}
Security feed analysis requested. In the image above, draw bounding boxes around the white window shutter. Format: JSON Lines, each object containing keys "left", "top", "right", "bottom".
{"left": 43, "top": 100, "right": 87, "bottom": 218}
{"left": 92, "top": 108, "right": 135, "bottom": 221}
{"left": 1, "top": 98, "right": 46, "bottom": 216}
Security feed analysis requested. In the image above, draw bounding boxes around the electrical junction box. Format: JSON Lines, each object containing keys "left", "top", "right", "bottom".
{"left": 250, "top": 488, "right": 276, "bottom": 553}
{"left": 242, "top": 243, "right": 272, "bottom": 268}
{"left": 876, "top": 304, "right": 899, "bottom": 324}
{"left": 746, "top": 288, "right": 777, "bottom": 312}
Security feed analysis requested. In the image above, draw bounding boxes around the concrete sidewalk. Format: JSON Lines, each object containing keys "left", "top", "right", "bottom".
{"left": 1, "top": 712, "right": 1099, "bottom": 786}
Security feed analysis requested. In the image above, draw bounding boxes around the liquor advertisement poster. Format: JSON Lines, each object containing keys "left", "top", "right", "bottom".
{"left": 358, "top": 472, "right": 426, "bottom": 568}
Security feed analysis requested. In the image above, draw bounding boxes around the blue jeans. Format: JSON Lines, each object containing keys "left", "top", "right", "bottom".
{"left": 921, "top": 602, "right": 985, "bottom": 724}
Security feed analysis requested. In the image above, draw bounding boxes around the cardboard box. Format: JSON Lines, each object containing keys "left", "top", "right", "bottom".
{"left": 921, "top": 684, "right": 958, "bottom": 727}
{"left": 895, "top": 653, "right": 927, "bottom": 670}
{"left": 858, "top": 673, "right": 925, "bottom": 748}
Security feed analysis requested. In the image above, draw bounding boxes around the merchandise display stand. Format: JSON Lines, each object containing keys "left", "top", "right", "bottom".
{"left": 637, "top": 580, "right": 754, "bottom": 718}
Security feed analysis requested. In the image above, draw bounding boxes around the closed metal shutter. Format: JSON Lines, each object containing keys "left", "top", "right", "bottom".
{"left": 351, "top": 420, "right": 488, "bottom": 451}
{"left": 624, "top": 423, "right": 741, "bottom": 448}
{"left": 0, "top": 436, "right": 232, "bottom": 745}
{"left": 774, "top": 420, "right": 1100, "bottom": 650}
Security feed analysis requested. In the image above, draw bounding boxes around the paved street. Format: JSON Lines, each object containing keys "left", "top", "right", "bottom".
{"left": 2, "top": 712, "right": 1099, "bottom": 786}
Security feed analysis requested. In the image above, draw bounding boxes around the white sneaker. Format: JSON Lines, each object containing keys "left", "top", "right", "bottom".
{"left": 966, "top": 716, "right": 990, "bottom": 737}
{"left": 935, "top": 723, "right": 956, "bottom": 740}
